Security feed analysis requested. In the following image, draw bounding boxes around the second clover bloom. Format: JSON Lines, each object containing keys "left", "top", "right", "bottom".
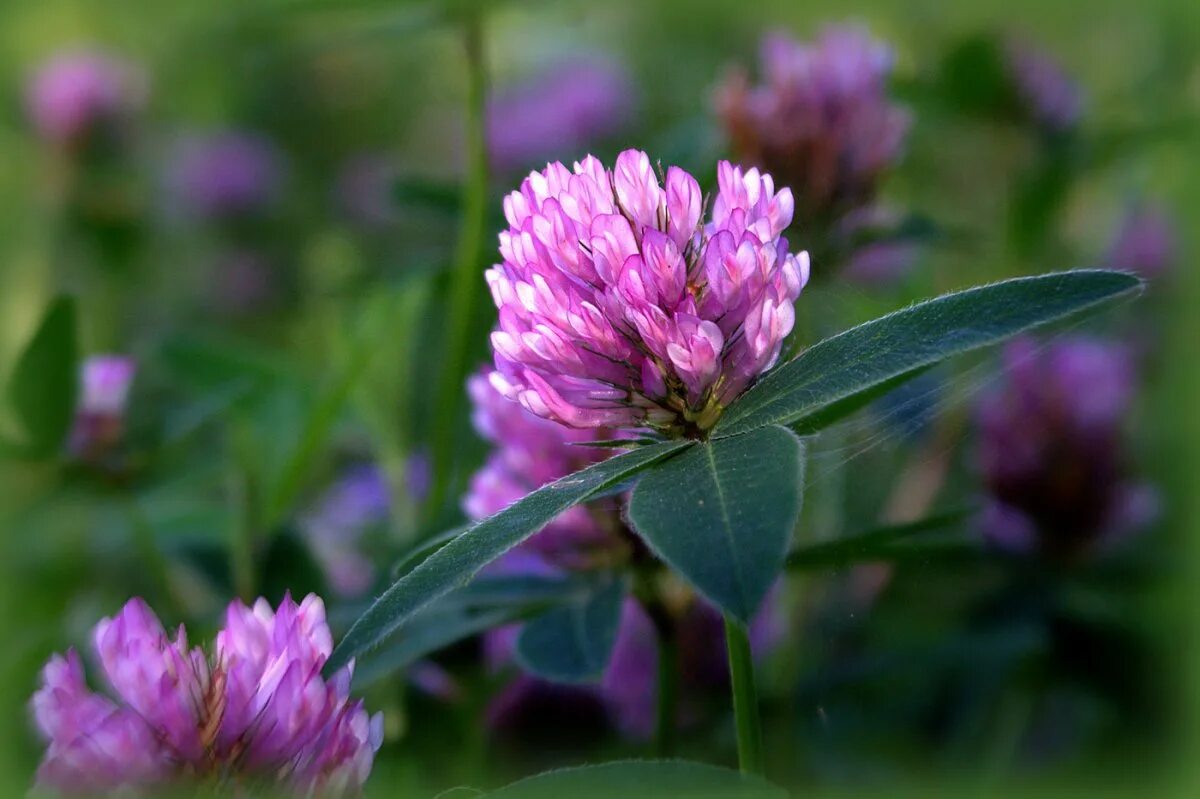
{"left": 31, "top": 594, "right": 382, "bottom": 796}
{"left": 715, "top": 26, "right": 911, "bottom": 222}
{"left": 486, "top": 150, "right": 810, "bottom": 435}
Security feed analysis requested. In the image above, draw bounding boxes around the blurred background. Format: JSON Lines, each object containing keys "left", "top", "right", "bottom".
{"left": 1, "top": 0, "right": 1197, "bottom": 795}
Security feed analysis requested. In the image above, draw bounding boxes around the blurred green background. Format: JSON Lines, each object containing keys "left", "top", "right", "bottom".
{"left": 1, "top": 0, "right": 1197, "bottom": 796}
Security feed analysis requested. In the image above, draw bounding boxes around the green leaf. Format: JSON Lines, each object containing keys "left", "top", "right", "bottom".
{"left": 326, "top": 439, "right": 692, "bottom": 673}
{"left": 485, "top": 760, "right": 786, "bottom": 799}
{"left": 6, "top": 296, "right": 78, "bottom": 455}
{"left": 715, "top": 270, "right": 1141, "bottom": 438}
{"left": 390, "top": 525, "right": 469, "bottom": 579}
{"left": 786, "top": 509, "right": 972, "bottom": 570}
{"left": 354, "top": 607, "right": 520, "bottom": 689}
{"left": 515, "top": 577, "right": 627, "bottom": 683}
{"left": 628, "top": 426, "right": 803, "bottom": 623}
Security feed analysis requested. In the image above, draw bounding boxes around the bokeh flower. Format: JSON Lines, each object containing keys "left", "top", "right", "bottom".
{"left": 715, "top": 26, "right": 911, "bottom": 222}
{"left": 1003, "top": 36, "right": 1084, "bottom": 134}
{"left": 167, "top": 131, "right": 285, "bottom": 220}
{"left": 1106, "top": 202, "right": 1177, "bottom": 280}
{"left": 31, "top": 594, "right": 382, "bottom": 796}
{"left": 974, "top": 337, "right": 1157, "bottom": 560}
{"left": 486, "top": 150, "right": 809, "bottom": 435}
{"left": 464, "top": 371, "right": 625, "bottom": 567}
{"left": 26, "top": 51, "right": 146, "bottom": 148}
{"left": 69, "top": 355, "right": 136, "bottom": 461}
{"left": 302, "top": 465, "right": 392, "bottom": 597}
{"left": 488, "top": 57, "right": 634, "bottom": 173}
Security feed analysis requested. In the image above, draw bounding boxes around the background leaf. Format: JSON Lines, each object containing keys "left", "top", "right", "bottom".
{"left": 515, "top": 577, "right": 627, "bottom": 683}
{"left": 628, "top": 426, "right": 804, "bottom": 623}
{"left": 325, "top": 439, "right": 692, "bottom": 672}
{"left": 786, "top": 509, "right": 973, "bottom": 570}
{"left": 485, "top": 760, "right": 787, "bottom": 799}
{"left": 5, "top": 296, "right": 78, "bottom": 456}
{"left": 714, "top": 270, "right": 1141, "bottom": 438}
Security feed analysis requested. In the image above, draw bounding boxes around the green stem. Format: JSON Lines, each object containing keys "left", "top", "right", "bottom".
{"left": 725, "top": 615, "right": 764, "bottom": 776}
{"left": 654, "top": 618, "right": 679, "bottom": 758}
{"left": 426, "top": 10, "right": 489, "bottom": 520}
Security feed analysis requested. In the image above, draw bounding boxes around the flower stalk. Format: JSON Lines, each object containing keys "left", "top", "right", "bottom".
{"left": 724, "top": 615, "right": 764, "bottom": 776}
{"left": 427, "top": 9, "right": 490, "bottom": 519}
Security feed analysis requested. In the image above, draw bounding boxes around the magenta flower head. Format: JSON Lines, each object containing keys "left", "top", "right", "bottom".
{"left": 25, "top": 51, "right": 146, "bottom": 148}
{"left": 488, "top": 57, "right": 634, "bottom": 174}
{"left": 1002, "top": 37, "right": 1084, "bottom": 134}
{"left": 69, "top": 355, "right": 136, "bottom": 461}
{"left": 168, "top": 131, "right": 285, "bottom": 220}
{"left": 31, "top": 594, "right": 382, "bottom": 796}
{"left": 715, "top": 26, "right": 911, "bottom": 222}
{"left": 465, "top": 371, "right": 624, "bottom": 567}
{"left": 1106, "top": 203, "right": 1178, "bottom": 280}
{"left": 975, "top": 337, "right": 1157, "bottom": 561}
{"left": 302, "top": 465, "right": 392, "bottom": 597}
{"left": 486, "top": 150, "right": 809, "bottom": 436}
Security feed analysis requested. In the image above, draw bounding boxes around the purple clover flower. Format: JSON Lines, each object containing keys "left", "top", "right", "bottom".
{"left": 68, "top": 355, "right": 136, "bottom": 461}
{"left": 25, "top": 51, "right": 146, "bottom": 147}
{"left": 168, "top": 131, "right": 285, "bottom": 220}
{"left": 487, "top": 150, "right": 809, "bottom": 434}
{"left": 488, "top": 57, "right": 634, "bottom": 174}
{"left": 975, "top": 337, "right": 1157, "bottom": 560}
{"left": 302, "top": 466, "right": 392, "bottom": 598}
{"left": 1003, "top": 37, "right": 1084, "bottom": 134}
{"left": 715, "top": 26, "right": 911, "bottom": 222}
{"left": 31, "top": 594, "right": 382, "bottom": 796}
{"left": 1106, "top": 203, "right": 1178, "bottom": 280}
{"left": 465, "top": 371, "right": 625, "bottom": 568}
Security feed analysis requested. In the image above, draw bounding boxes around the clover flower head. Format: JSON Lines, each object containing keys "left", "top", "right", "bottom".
{"left": 1107, "top": 202, "right": 1177, "bottom": 280}
{"left": 486, "top": 149, "right": 809, "bottom": 436}
{"left": 488, "top": 56, "right": 634, "bottom": 173}
{"left": 31, "top": 594, "right": 382, "bottom": 796}
{"left": 715, "top": 26, "right": 911, "bottom": 220}
{"left": 26, "top": 51, "right": 146, "bottom": 146}
{"left": 464, "top": 371, "right": 622, "bottom": 567}
{"left": 1003, "top": 36, "right": 1084, "bottom": 133}
{"left": 975, "top": 337, "right": 1156, "bottom": 559}
{"left": 169, "top": 131, "right": 285, "bottom": 220}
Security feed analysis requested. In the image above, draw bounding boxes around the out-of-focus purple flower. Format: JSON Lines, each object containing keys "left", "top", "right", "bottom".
{"left": 334, "top": 153, "right": 398, "bottom": 230}
{"left": 715, "top": 26, "right": 911, "bottom": 221}
{"left": 488, "top": 57, "right": 634, "bottom": 173}
{"left": 1106, "top": 203, "right": 1178, "bottom": 280}
{"left": 465, "top": 372, "right": 623, "bottom": 568}
{"left": 484, "top": 576, "right": 783, "bottom": 741}
{"left": 167, "top": 132, "right": 285, "bottom": 220}
{"left": 1003, "top": 37, "right": 1084, "bottom": 134}
{"left": 302, "top": 465, "right": 391, "bottom": 597}
{"left": 975, "top": 336, "right": 1156, "bottom": 560}
{"left": 487, "top": 151, "right": 809, "bottom": 434}
{"left": 68, "top": 355, "right": 136, "bottom": 460}
{"left": 836, "top": 205, "right": 921, "bottom": 286}
{"left": 31, "top": 594, "right": 382, "bottom": 796}
{"left": 25, "top": 51, "right": 146, "bottom": 147}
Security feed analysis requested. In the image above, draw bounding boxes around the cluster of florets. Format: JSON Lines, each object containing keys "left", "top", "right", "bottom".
{"left": 486, "top": 149, "right": 809, "bottom": 436}
{"left": 975, "top": 337, "right": 1157, "bottom": 560}
{"left": 715, "top": 26, "right": 911, "bottom": 222}
{"left": 31, "top": 595, "right": 382, "bottom": 796}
